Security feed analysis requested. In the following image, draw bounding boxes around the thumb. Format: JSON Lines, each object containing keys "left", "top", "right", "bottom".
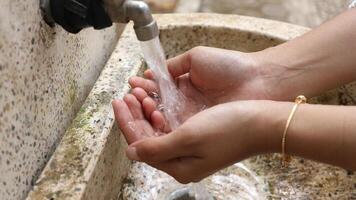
{"left": 167, "top": 51, "right": 192, "bottom": 78}
{"left": 126, "top": 131, "right": 191, "bottom": 163}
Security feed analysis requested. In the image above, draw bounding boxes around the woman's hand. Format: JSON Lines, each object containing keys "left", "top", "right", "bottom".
{"left": 113, "top": 98, "right": 287, "bottom": 183}
{"left": 129, "top": 46, "right": 278, "bottom": 107}
{"left": 128, "top": 46, "right": 291, "bottom": 130}
{"left": 113, "top": 94, "right": 356, "bottom": 183}
{"left": 112, "top": 94, "right": 166, "bottom": 145}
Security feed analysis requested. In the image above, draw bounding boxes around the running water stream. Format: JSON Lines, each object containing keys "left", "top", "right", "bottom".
{"left": 140, "top": 37, "right": 186, "bottom": 130}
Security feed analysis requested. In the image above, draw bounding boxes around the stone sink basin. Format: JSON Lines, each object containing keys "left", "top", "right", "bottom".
{"left": 27, "top": 14, "right": 356, "bottom": 200}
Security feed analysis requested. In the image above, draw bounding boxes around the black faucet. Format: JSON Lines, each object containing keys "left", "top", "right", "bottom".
{"left": 40, "top": 0, "right": 159, "bottom": 41}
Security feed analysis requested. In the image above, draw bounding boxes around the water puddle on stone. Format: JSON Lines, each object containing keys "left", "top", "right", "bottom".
{"left": 121, "top": 162, "right": 267, "bottom": 200}
{"left": 121, "top": 155, "right": 356, "bottom": 200}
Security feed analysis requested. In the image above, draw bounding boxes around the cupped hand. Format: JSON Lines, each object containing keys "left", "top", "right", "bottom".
{"left": 112, "top": 93, "right": 166, "bottom": 145}
{"left": 128, "top": 46, "right": 283, "bottom": 131}
{"left": 113, "top": 99, "right": 285, "bottom": 184}
{"left": 129, "top": 46, "right": 272, "bottom": 108}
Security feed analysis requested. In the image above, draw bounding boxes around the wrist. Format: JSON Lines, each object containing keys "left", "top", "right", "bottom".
{"left": 248, "top": 101, "right": 294, "bottom": 155}
{"left": 249, "top": 50, "right": 302, "bottom": 101}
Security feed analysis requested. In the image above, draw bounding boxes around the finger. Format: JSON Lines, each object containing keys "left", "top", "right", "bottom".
{"left": 152, "top": 110, "right": 168, "bottom": 132}
{"left": 167, "top": 51, "right": 192, "bottom": 78}
{"left": 144, "top": 70, "right": 154, "bottom": 80}
{"left": 131, "top": 87, "right": 149, "bottom": 102}
{"left": 131, "top": 87, "right": 161, "bottom": 106}
{"left": 129, "top": 76, "right": 158, "bottom": 93}
{"left": 112, "top": 100, "right": 140, "bottom": 144}
{"left": 176, "top": 74, "right": 193, "bottom": 96}
{"left": 123, "top": 94, "right": 144, "bottom": 120}
{"left": 127, "top": 132, "right": 190, "bottom": 163}
{"left": 142, "top": 97, "right": 157, "bottom": 120}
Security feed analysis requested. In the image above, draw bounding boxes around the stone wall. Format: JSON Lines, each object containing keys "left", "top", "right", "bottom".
{"left": 286, "top": 0, "right": 350, "bottom": 27}
{"left": 198, "top": 0, "right": 351, "bottom": 27}
{"left": 0, "top": 0, "right": 123, "bottom": 199}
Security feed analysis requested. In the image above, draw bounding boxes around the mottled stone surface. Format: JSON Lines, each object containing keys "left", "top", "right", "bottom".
{"left": 177, "top": 0, "right": 351, "bottom": 27}
{"left": 285, "top": 0, "right": 350, "bottom": 27}
{"left": 26, "top": 22, "right": 142, "bottom": 200}
{"left": 175, "top": 0, "right": 202, "bottom": 13}
{"left": 146, "top": 0, "right": 178, "bottom": 13}
{"left": 123, "top": 157, "right": 356, "bottom": 199}
{"left": 118, "top": 14, "right": 356, "bottom": 200}
{"left": 0, "top": 0, "right": 122, "bottom": 199}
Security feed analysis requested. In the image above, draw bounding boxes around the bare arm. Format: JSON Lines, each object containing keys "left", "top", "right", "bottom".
{"left": 263, "top": 102, "right": 356, "bottom": 171}
{"left": 254, "top": 10, "right": 356, "bottom": 100}
{"left": 117, "top": 100, "right": 356, "bottom": 183}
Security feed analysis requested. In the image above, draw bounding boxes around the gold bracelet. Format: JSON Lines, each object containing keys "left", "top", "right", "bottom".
{"left": 282, "top": 95, "right": 307, "bottom": 167}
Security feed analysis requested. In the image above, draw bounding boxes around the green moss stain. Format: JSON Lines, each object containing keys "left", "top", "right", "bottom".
{"left": 30, "top": 87, "right": 122, "bottom": 198}
{"left": 69, "top": 81, "right": 77, "bottom": 105}
{"left": 63, "top": 80, "right": 78, "bottom": 114}
{"left": 29, "top": 59, "right": 143, "bottom": 198}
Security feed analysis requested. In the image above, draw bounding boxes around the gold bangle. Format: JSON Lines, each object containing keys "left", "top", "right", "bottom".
{"left": 282, "top": 95, "right": 307, "bottom": 167}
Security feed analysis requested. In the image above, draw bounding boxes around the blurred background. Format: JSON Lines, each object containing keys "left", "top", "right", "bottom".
{"left": 146, "top": 0, "right": 351, "bottom": 27}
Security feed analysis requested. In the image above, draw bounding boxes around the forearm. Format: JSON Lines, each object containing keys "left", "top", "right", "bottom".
{"left": 260, "top": 101, "right": 356, "bottom": 170}
{"left": 253, "top": 10, "right": 356, "bottom": 100}
{"left": 288, "top": 104, "right": 356, "bottom": 170}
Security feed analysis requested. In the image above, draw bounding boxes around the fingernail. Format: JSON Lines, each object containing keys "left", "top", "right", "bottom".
{"left": 127, "top": 147, "right": 140, "bottom": 161}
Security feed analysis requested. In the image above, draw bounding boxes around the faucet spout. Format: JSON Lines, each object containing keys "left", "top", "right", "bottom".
{"left": 118, "top": 0, "right": 159, "bottom": 41}
{"left": 40, "top": 0, "right": 159, "bottom": 41}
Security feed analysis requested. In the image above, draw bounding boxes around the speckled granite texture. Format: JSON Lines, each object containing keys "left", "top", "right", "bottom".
{"left": 178, "top": 0, "right": 350, "bottom": 28}
{"left": 146, "top": 0, "right": 178, "bottom": 12}
{"left": 0, "top": 0, "right": 122, "bottom": 199}
{"left": 26, "top": 21, "right": 142, "bottom": 200}
{"left": 285, "top": 0, "right": 350, "bottom": 27}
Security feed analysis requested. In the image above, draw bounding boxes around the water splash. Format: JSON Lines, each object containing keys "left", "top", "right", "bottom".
{"left": 208, "top": 163, "right": 267, "bottom": 199}
{"left": 122, "top": 162, "right": 267, "bottom": 200}
{"left": 140, "top": 37, "right": 186, "bottom": 130}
